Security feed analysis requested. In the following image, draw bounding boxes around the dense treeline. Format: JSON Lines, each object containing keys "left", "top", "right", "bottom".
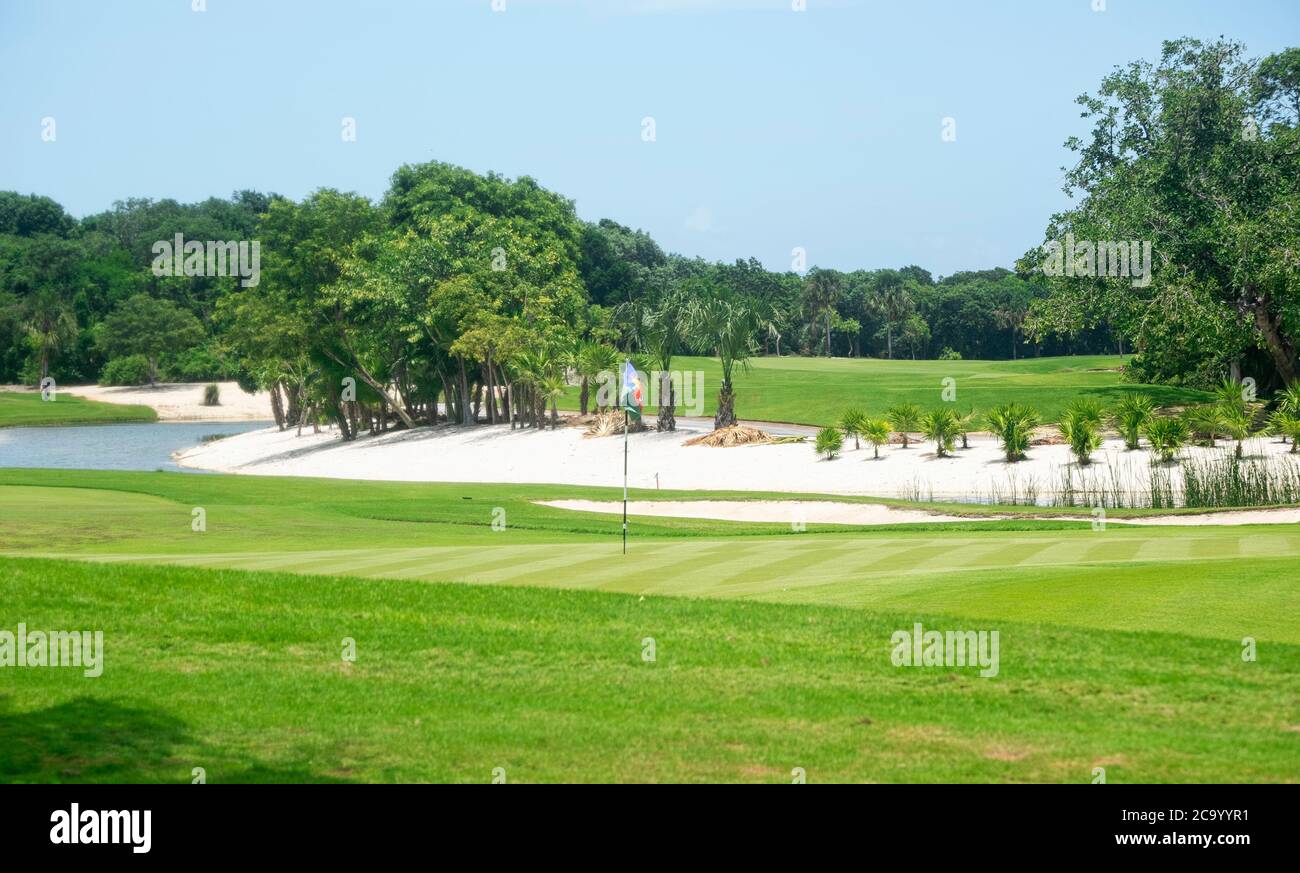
{"left": 0, "top": 169, "right": 1111, "bottom": 438}
{"left": 2, "top": 38, "right": 1294, "bottom": 436}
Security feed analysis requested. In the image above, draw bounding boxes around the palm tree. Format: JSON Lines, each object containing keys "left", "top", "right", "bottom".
{"left": 921, "top": 407, "right": 960, "bottom": 457}
{"left": 1268, "top": 409, "right": 1300, "bottom": 453}
{"left": 540, "top": 372, "right": 568, "bottom": 429}
{"left": 1219, "top": 404, "right": 1253, "bottom": 459}
{"left": 686, "top": 286, "right": 764, "bottom": 429}
{"left": 985, "top": 402, "right": 1039, "bottom": 462}
{"left": 510, "top": 349, "right": 553, "bottom": 429}
{"left": 1060, "top": 400, "right": 1103, "bottom": 465}
{"left": 1112, "top": 393, "right": 1154, "bottom": 450}
{"left": 571, "top": 340, "right": 610, "bottom": 416}
{"left": 956, "top": 407, "right": 979, "bottom": 449}
{"left": 992, "top": 302, "right": 1028, "bottom": 360}
{"left": 1145, "top": 416, "right": 1189, "bottom": 463}
{"left": 631, "top": 289, "right": 689, "bottom": 431}
{"left": 24, "top": 289, "right": 78, "bottom": 384}
{"left": 863, "top": 417, "right": 891, "bottom": 459}
{"left": 1274, "top": 382, "right": 1300, "bottom": 446}
{"left": 1184, "top": 406, "right": 1225, "bottom": 447}
{"left": 839, "top": 407, "right": 867, "bottom": 450}
{"left": 886, "top": 401, "right": 922, "bottom": 448}
{"left": 802, "top": 268, "right": 840, "bottom": 356}
{"left": 814, "top": 427, "right": 843, "bottom": 460}
{"left": 873, "top": 281, "right": 912, "bottom": 360}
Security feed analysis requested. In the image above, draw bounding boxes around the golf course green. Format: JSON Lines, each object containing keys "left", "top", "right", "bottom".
{"left": 1, "top": 469, "right": 1296, "bottom": 782}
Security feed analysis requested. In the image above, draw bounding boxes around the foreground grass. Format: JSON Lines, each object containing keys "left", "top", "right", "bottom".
{"left": 0, "top": 391, "right": 156, "bottom": 428}
{"left": 2, "top": 470, "right": 1299, "bottom": 643}
{"left": 2, "top": 556, "right": 1295, "bottom": 783}
{"left": 561, "top": 354, "right": 1211, "bottom": 425}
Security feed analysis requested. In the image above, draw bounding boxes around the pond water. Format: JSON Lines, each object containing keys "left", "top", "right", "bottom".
{"left": 0, "top": 421, "right": 272, "bottom": 472}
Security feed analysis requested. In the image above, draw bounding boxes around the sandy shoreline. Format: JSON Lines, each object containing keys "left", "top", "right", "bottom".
{"left": 58, "top": 381, "right": 272, "bottom": 421}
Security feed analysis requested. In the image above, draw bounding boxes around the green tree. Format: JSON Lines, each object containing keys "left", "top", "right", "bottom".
{"left": 97, "top": 293, "right": 204, "bottom": 384}
{"left": 23, "top": 289, "right": 78, "bottom": 383}
{"left": 686, "top": 284, "right": 765, "bottom": 429}
{"left": 1027, "top": 40, "right": 1300, "bottom": 389}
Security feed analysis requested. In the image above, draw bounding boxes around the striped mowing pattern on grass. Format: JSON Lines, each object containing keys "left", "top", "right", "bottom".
{"left": 37, "top": 526, "right": 1300, "bottom": 644}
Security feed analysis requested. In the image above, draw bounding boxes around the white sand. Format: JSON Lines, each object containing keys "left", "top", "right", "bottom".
{"left": 63, "top": 381, "right": 272, "bottom": 421}
{"left": 175, "top": 417, "right": 1300, "bottom": 515}
{"left": 539, "top": 499, "right": 1300, "bottom": 527}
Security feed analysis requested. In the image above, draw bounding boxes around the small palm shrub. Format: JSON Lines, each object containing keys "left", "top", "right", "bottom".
{"left": 203, "top": 383, "right": 221, "bottom": 407}
{"left": 1145, "top": 416, "right": 1189, "bottom": 463}
{"left": 1275, "top": 382, "right": 1300, "bottom": 446}
{"left": 1184, "top": 405, "right": 1225, "bottom": 446}
{"left": 921, "top": 407, "right": 960, "bottom": 457}
{"left": 1060, "top": 400, "right": 1103, "bottom": 465}
{"left": 956, "top": 407, "right": 978, "bottom": 449}
{"left": 814, "top": 427, "right": 843, "bottom": 460}
{"left": 886, "top": 402, "right": 922, "bottom": 448}
{"left": 1219, "top": 403, "right": 1253, "bottom": 459}
{"left": 1112, "top": 393, "right": 1154, "bottom": 450}
{"left": 839, "top": 407, "right": 867, "bottom": 451}
{"left": 1269, "top": 410, "right": 1300, "bottom": 453}
{"left": 985, "top": 402, "right": 1039, "bottom": 462}
{"left": 863, "top": 417, "right": 891, "bottom": 459}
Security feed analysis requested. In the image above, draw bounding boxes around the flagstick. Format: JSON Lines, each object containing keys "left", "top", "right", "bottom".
{"left": 622, "top": 409, "right": 629, "bottom": 555}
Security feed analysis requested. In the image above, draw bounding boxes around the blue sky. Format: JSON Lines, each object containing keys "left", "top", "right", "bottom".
{"left": 2, "top": 0, "right": 1296, "bottom": 276}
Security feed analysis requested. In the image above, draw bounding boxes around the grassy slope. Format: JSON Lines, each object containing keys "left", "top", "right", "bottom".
{"left": 2, "top": 469, "right": 1296, "bottom": 782}
{"left": 3, "top": 556, "right": 1296, "bottom": 784}
{"left": 0, "top": 391, "right": 156, "bottom": 428}
{"left": 560, "top": 354, "right": 1211, "bottom": 425}
{"left": 2, "top": 470, "right": 1299, "bottom": 643}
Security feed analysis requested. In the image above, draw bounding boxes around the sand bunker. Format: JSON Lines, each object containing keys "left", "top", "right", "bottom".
{"left": 538, "top": 499, "right": 1300, "bottom": 527}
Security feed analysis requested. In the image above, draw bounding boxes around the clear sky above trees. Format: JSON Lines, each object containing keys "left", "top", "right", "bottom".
{"left": 2, "top": 0, "right": 1295, "bottom": 276}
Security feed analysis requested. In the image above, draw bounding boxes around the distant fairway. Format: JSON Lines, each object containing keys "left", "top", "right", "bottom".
{"left": 0, "top": 391, "right": 156, "bottom": 428}
{"left": 2, "top": 469, "right": 1296, "bottom": 782}
{"left": 562, "top": 354, "right": 1210, "bottom": 425}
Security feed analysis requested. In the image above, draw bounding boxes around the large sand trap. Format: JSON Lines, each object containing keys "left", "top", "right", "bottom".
{"left": 63, "top": 381, "right": 271, "bottom": 421}
{"left": 539, "top": 499, "right": 1300, "bottom": 527}
{"left": 176, "top": 416, "right": 1300, "bottom": 512}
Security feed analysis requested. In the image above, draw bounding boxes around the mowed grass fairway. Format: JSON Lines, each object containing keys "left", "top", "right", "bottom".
{"left": 0, "top": 391, "right": 156, "bottom": 428}
{"left": 561, "top": 354, "right": 1211, "bottom": 425}
{"left": 2, "top": 470, "right": 1297, "bottom": 782}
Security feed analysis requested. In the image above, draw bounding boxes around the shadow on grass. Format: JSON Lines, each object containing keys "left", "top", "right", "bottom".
{"left": 0, "top": 696, "right": 355, "bottom": 784}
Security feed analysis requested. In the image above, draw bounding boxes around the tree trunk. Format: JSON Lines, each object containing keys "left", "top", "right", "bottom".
{"left": 269, "top": 382, "right": 286, "bottom": 431}
{"left": 714, "top": 382, "right": 737, "bottom": 429}
{"left": 657, "top": 371, "right": 676, "bottom": 432}
{"left": 1249, "top": 289, "right": 1298, "bottom": 385}
{"left": 458, "top": 357, "right": 473, "bottom": 425}
{"left": 579, "top": 377, "right": 589, "bottom": 415}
